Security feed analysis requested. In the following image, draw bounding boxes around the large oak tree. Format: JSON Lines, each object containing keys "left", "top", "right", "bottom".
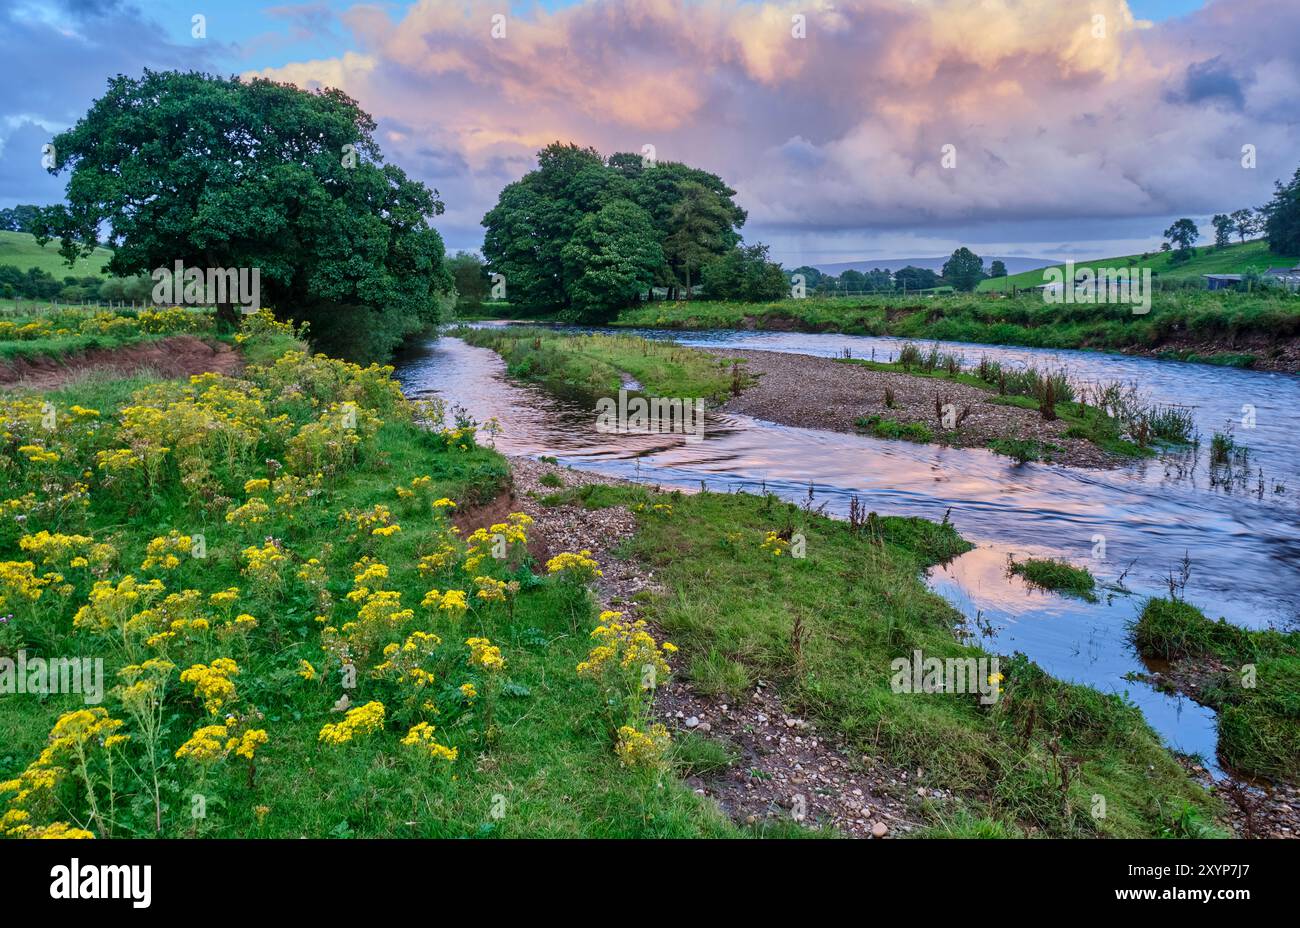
{"left": 34, "top": 70, "right": 452, "bottom": 361}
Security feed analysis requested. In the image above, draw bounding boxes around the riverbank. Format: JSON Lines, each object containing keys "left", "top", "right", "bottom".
{"left": 456, "top": 325, "right": 747, "bottom": 403}
{"left": 457, "top": 327, "right": 1167, "bottom": 467}
{"left": 1132, "top": 598, "right": 1300, "bottom": 838}
{"left": 611, "top": 293, "right": 1300, "bottom": 373}
{"left": 515, "top": 458, "right": 1224, "bottom": 837}
{"left": 715, "top": 348, "right": 1146, "bottom": 468}
{"left": 0, "top": 334, "right": 242, "bottom": 390}
{"left": 0, "top": 314, "right": 735, "bottom": 838}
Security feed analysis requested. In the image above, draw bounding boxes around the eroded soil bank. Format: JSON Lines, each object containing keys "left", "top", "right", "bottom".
{"left": 0, "top": 335, "right": 242, "bottom": 390}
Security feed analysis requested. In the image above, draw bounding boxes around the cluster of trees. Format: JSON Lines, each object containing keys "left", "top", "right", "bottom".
{"left": 1260, "top": 167, "right": 1300, "bottom": 256}
{"left": 32, "top": 70, "right": 453, "bottom": 361}
{"left": 0, "top": 266, "right": 152, "bottom": 303}
{"left": 481, "top": 143, "right": 786, "bottom": 321}
{"left": 0, "top": 205, "right": 43, "bottom": 234}
{"left": 789, "top": 264, "right": 939, "bottom": 294}
{"left": 1180, "top": 163, "right": 1300, "bottom": 261}
{"left": 786, "top": 248, "right": 1000, "bottom": 295}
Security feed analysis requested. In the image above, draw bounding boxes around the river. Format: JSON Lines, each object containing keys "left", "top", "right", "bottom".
{"left": 394, "top": 326, "right": 1300, "bottom": 774}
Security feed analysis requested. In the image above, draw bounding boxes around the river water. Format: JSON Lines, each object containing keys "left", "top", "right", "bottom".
{"left": 394, "top": 326, "right": 1300, "bottom": 773}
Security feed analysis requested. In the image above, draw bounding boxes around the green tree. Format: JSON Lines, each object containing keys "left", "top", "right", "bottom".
{"left": 32, "top": 70, "right": 451, "bottom": 361}
{"left": 0, "top": 205, "right": 43, "bottom": 233}
{"left": 1260, "top": 167, "right": 1300, "bottom": 256}
{"left": 482, "top": 144, "right": 745, "bottom": 314}
{"left": 1230, "top": 208, "right": 1258, "bottom": 243}
{"left": 700, "top": 243, "right": 787, "bottom": 301}
{"left": 941, "top": 248, "right": 984, "bottom": 292}
{"left": 893, "top": 266, "right": 940, "bottom": 291}
{"left": 864, "top": 267, "right": 892, "bottom": 292}
{"left": 559, "top": 199, "right": 664, "bottom": 323}
{"left": 789, "top": 265, "right": 823, "bottom": 290}
{"left": 1162, "top": 218, "right": 1200, "bottom": 258}
{"left": 447, "top": 251, "right": 489, "bottom": 308}
{"left": 989, "top": 260, "right": 1008, "bottom": 278}
{"left": 662, "top": 181, "right": 739, "bottom": 297}
{"left": 1211, "top": 213, "right": 1234, "bottom": 248}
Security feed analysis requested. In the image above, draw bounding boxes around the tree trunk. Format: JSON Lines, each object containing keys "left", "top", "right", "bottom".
{"left": 216, "top": 301, "right": 240, "bottom": 331}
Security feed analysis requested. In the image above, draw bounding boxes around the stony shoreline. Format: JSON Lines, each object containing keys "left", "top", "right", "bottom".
{"left": 714, "top": 348, "right": 1124, "bottom": 468}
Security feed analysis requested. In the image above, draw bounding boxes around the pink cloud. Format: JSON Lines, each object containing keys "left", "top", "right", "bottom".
{"left": 246, "top": 0, "right": 1300, "bottom": 257}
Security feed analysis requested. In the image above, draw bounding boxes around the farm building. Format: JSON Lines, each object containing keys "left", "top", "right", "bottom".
{"left": 1203, "top": 267, "right": 1300, "bottom": 291}
{"left": 1203, "top": 274, "right": 1244, "bottom": 290}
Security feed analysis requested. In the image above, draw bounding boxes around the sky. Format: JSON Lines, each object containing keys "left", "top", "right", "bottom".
{"left": 2, "top": 0, "right": 1297, "bottom": 266}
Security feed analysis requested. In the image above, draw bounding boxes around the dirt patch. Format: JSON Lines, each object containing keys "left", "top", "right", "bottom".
{"left": 1121, "top": 332, "right": 1300, "bottom": 373}
{"left": 509, "top": 455, "right": 928, "bottom": 837}
{"left": 716, "top": 347, "right": 1120, "bottom": 469}
{"left": 0, "top": 335, "right": 243, "bottom": 391}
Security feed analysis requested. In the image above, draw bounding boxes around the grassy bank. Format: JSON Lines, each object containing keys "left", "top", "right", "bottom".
{"left": 0, "top": 333, "right": 158, "bottom": 364}
{"left": 541, "top": 483, "right": 1222, "bottom": 837}
{"left": 979, "top": 239, "right": 1300, "bottom": 293}
{"left": 612, "top": 291, "right": 1300, "bottom": 367}
{"left": 1009, "top": 558, "right": 1097, "bottom": 600}
{"left": 458, "top": 326, "right": 746, "bottom": 403}
{"left": 0, "top": 314, "right": 734, "bottom": 838}
{"left": 1133, "top": 599, "right": 1300, "bottom": 780}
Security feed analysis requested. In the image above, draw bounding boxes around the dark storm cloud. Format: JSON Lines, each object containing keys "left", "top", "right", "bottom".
{"left": 1167, "top": 57, "right": 1248, "bottom": 109}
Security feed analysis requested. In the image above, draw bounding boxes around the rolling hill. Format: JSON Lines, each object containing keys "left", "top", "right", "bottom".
{"left": 816, "top": 255, "right": 1055, "bottom": 276}
{"left": 978, "top": 239, "right": 1300, "bottom": 292}
{"left": 0, "top": 229, "right": 113, "bottom": 276}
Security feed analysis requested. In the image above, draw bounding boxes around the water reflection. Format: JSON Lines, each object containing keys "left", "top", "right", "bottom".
{"left": 396, "top": 333, "right": 1299, "bottom": 772}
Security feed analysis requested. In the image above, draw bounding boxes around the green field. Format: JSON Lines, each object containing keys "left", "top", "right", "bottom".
{"left": 979, "top": 239, "right": 1300, "bottom": 293}
{"left": 0, "top": 230, "right": 112, "bottom": 277}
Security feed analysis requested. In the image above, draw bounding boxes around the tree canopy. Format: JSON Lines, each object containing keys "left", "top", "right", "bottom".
{"left": 0, "top": 205, "right": 43, "bottom": 233}
{"left": 941, "top": 248, "right": 985, "bottom": 292}
{"left": 699, "top": 243, "right": 787, "bottom": 301}
{"left": 481, "top": 142, "right": 747, "bottom": 322}
{"left": 32, "top": 69, "right": 452, "bottom": 361}
{"left": 1261, "top": 167, "right": 1300, "bottom": 256}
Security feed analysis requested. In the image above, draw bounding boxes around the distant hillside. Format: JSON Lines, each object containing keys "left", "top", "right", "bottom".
{"left": 978, "top": 239, "right": 1300, "bottom": 292}
{"left": 0, "top": 230, "right": 112, "bottom": 276}
{"left": 813, "top": 255, "right": 1055, "bottom": 276}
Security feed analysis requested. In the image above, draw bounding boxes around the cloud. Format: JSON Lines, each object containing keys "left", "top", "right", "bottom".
{"left": 7, "top": 0, "right": 1299, "bottom": 260}
{"left": 0, "top": 1, "right": 219, "bottom": 210}
{"left": 239, "top": 0, "right": 1300, "bottom": 257}
{"left": 1167, "top": 56, "right": 1248, "bottom": 109}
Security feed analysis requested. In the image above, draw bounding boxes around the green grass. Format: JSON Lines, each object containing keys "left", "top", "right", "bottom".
{"left": 0, "top": 333, "right": 158, "bottom": 364}
{"left": 1132, "top": 599, "right": 1300, "bottom": 780}
{"left": 987, "top": 437, "right": 1063, "bottom": 464}
{"left": 854, "top": 415, "right": 933, "bottom": 443}
{"left": 457, "top": 325, "right": 746, "bottom": 403}
{"left": 612, "top": 289, "right": 1300, "bottom": 365}
{"left": 545, "top": 483, "right": 1223, "bottom": 837}
{"left": 0, "top": 230, "right": 113, "bottom": 277}
{"left": 0, "top": 330, "right": 738, "bottom": 839}
{"left": 1009, "top": 558, "right": 1097, "bottom": 600}
{"left": 979, "top": 239, "right": 1300, "bottom": 293}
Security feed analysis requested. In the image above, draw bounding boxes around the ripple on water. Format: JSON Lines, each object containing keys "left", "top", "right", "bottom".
{"left": 397, "top": 332, "right": 1299, "bottom": 773}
